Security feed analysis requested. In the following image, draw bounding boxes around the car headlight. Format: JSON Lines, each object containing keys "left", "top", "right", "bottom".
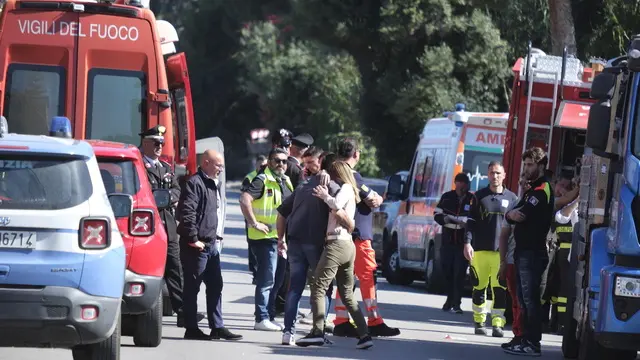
{"left": 615, "top": 276, "right": 640, "bottom": 298}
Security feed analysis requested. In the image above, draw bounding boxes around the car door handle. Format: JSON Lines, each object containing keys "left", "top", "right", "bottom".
{"left": 0, "top": 265, "right": 9, "bottom": 278}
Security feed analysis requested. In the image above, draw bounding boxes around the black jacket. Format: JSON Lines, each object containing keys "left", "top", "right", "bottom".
{"left": 177, "top": 168, "right": 220, "bottom": 245}
{"left": 144, "top": 159, "right": 180, "bottom": 242}
{"left": 506, "top": 176, "right": 554, "bottom": 254}
{"left": 434, "top": 190, "right": 474, "bottom": 245}
{"left": 285, "top": 156, "right": 303, "bottom": 189}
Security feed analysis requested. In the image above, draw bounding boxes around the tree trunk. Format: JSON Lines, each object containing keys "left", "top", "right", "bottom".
{"left": 548, "top": 0, "right": 577, "bottom": 56}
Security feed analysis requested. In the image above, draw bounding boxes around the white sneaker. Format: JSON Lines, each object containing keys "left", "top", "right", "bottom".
{"left": 271, "top": 320, "right": 285, "bottom": 330}
{"left": 254, "top": 319, "right": 282, "bottom": 331}
{"left": 282, "top": 331, "right": 295, "bottom": 345}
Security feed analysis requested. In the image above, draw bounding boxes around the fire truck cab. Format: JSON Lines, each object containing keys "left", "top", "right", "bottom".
{"left": 0, "top": 0, "right": 197, "bottom": 176}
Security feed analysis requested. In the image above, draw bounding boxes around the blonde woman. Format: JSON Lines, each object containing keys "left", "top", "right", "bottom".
{"left": 295, "top": 161, "right": 373, "bottom": 349}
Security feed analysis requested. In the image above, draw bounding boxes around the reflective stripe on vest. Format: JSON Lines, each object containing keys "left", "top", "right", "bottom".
{"left": 248, "top": 168, "right": 293, "bottom": 240}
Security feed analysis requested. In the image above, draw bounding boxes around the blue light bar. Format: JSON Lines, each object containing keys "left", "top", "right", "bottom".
{"left": 455, "top": 103, "right": 466, "bottom": 112}
{"left": 49, "top": 116, "right": 72, "bottom": 138}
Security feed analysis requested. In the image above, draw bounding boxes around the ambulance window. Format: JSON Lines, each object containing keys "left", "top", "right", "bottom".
{"left": 4, "top": 64, "right": 65, "bottom": 136}
{"left": 96, "top": 159, "right": 141, "bottom": 195}
{"left": 412, "top": 149, "right": 434, "bottom": 197}
{"left": 424, "top": 148, "right": 448, "bottom": 198}
{"left": 86, "top": 69, "right": 146, "bottom": 146}
{"left": 463, "top": 149, "right": 501, "bottom": 192}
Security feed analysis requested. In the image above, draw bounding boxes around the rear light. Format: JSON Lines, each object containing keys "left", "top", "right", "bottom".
{"left": 125, "top": 283, "right": 145, "bottom": 297}
{"left": 81, "top": 305, "right": 99, "bottom": 321}
{"left": 79, "top": 217, "right": 111, "bottom": 250}
{"left": 130, "top": 209, "right": 154, "bottom": 236}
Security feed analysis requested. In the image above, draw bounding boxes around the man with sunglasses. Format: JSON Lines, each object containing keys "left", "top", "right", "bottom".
{"left": 240, "top": 148, "right": 294, "bottom": 332}
{"left": 139, "top": 125, "right": 204, "bottom": 328}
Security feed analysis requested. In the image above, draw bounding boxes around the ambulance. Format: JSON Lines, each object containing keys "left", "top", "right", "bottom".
{"left": 0, "top": 0, "right": 198, "bottom": 177}
{"left": 383, "top": 106, "right": 508, "bottom": 292}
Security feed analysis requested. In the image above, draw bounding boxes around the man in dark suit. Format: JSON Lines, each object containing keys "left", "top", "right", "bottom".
{"left": 139, "top": 125, "right": 204, "bottom": 327}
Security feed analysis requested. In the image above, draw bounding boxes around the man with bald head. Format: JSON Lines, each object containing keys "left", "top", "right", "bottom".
{"left": 177, "top": 149, "right": 242, "bottom": 341}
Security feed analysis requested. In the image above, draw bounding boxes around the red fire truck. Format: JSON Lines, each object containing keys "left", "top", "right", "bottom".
{"left": 0, "top": 0, "right": 197, "bottom": 176}
{"left": 502, "top": 43, "right": 601, "bottom": 191}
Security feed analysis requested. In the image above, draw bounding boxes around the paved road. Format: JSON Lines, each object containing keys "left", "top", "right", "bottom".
{"left": 2, "top": 182, "right": 567, "bottom": 360}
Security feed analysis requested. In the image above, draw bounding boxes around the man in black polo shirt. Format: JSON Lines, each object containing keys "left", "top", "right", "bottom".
{"left": 465, "top": 161, "right": 518, "bottom": 338}
{"left": 503, "top": 147, "right": 554, "bottom": 357}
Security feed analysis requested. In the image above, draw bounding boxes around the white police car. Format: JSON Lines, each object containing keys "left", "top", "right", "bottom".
{"left": 0, "top": 117, "right": 126, "bottom": 360}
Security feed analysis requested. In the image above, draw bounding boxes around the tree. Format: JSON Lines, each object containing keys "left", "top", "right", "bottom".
{"left": 548, "top": 0, "right": 577, "bottom": 55}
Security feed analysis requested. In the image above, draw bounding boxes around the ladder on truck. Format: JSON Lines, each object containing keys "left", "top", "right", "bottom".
{"left": 519, "top": 42, "right": 585, "bottom": 179}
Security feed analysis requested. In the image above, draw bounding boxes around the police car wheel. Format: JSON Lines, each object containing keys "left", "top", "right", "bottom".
{"left": 133, "top": 291, "right": 163, "bottom": 347}
{"left": 72, "top": 309, "right": 121, "bottom": 360}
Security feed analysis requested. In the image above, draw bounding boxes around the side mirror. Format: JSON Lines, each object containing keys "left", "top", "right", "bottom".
{"left": 586, "top": 99, "right": 612, "bottom": 152}
{"left": 627, "top": 35, "right": 640, "bottom": 72}
{"left": 386, "top": 174, "right": 404, "bottom": 200}
{"left": 108, "top": 193, "right": 133, "bottom": 218}
{"left": 153, "top": 188, "right": 171, "bottom": 209}
{"left": 590, "top": 72, "right": 615, "bottom": 100}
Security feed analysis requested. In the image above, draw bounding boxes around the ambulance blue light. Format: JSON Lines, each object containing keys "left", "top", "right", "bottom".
{"left": 455, "top": 103, "right": 466, "bottom": 112}
{"left": 49, "top": 116, "right": 72, "bottom": 138}
{"left": 455, "top": 121, "right": 464, "bottom": 127}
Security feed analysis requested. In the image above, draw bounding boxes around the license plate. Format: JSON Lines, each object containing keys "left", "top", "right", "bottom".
{"left": 0, "top": 232, "right": 36, "bottom": 249}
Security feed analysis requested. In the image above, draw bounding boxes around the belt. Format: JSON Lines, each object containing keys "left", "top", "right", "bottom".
{"left": 444, "top": 223, "right": 463, "bottom": 230}
{"left": 326, "top": 234, "right": 352, "bottom": 241}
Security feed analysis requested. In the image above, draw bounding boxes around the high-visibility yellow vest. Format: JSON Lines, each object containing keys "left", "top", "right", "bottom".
{"left": 248, "top": 168, "right": 293, "bottom": 240}
{"left": 244, "top": 170, "right": 258, "bottom": 183}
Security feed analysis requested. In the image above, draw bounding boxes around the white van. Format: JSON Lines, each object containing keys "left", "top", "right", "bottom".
{"left": 382, "top": 108, "right": 508, "bottom": 292}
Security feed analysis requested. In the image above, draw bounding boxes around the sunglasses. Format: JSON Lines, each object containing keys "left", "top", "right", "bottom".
{"left": 272, "top": 158, "right": 287, "bottom": 164}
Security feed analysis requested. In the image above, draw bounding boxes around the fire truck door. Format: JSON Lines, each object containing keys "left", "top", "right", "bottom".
{"left": 166, "top": 52, "right": 196, "bottom": 176}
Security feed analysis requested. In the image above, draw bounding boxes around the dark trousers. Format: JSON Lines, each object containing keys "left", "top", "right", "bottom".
{"left": 270, "top": 254, "right": 287, "bottom": 318}
{"left": 440, "top": 241, "right": 468, "bottom": 308}
{"left": 515, "top": 249, "right": 549, "bottom": 345}
{"left": 165, "top": 226, "right": 184, "bottom": 314}
{"left": 181, "top": 244, "right": 224, "bottom": 330}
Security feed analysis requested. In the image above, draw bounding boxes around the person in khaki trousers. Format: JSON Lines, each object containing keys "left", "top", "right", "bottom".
{"left": 295, "top": 161, "right": 373, "bottom": 350}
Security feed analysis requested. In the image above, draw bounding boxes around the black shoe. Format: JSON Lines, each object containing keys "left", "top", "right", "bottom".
{"left": 501, "top": 336, "right": 522, "bottom": 349}
{"left": 369, "top": 323, "right": 401, "bottom": 337}
{"left": 210, "top": 327, "right": 243, "bottom": 341}
{"left": 503, "top": 339, "right": 541, "bottom": 357}
{"left": 442, "top": 301, "right": 452, "bottom": 312}
{"left": 333, "top": 322, "right": 359, "bottom": 338}
{"left": 184, "top": 328, "right": 210, "bottom": 340}
{"left": 492, "top": 326, "right": 504, "bottom": 338}
{"left": 177, "top": 311, "right": 206, "bottom": 328}
{"left": 252, "top": 277, "right": 257, "bottom": 285}
{"left": 556, "top": 324, "right": 565, "bottom": 336}
{"left": 295, "top": 330, "right": 325, "bottom": 347}
{"left": 356, "top": 335, "right": 374, "bottom": 349}
{"left": 452, "top": 306, "right": 463, "bottom": 314}
{"left": 474, "top": 323, "right": 487, "bottom": 335}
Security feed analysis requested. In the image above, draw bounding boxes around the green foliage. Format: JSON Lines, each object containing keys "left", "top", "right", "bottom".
{"left": 236, "top": 21, "right": 362, "bottom": 146}
{"left": 324, "top": 131, "right": 381, "bottom": 177}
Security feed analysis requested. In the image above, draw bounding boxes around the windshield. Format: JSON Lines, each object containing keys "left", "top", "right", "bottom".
{"left": 86, "top": 69, "right": 147, "bottom": 146}
{"left": 3, "top": 64, "right": 65, "bottom": 135}
{"left": 97, "top": 159, "right": 141, "bottom": 195}
{"left": 0, "top": 155, "right": 92, "bottom": 210}
{"left": 463, "top": 149, "right": 503, "bottom": 192}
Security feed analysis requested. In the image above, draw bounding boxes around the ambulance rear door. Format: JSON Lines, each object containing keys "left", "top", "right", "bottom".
{"left": 0, "top": 1, "right": 79, "bottom": 134}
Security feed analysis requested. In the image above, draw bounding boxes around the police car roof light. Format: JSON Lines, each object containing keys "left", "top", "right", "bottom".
{"left": 0, "top": 116, "right": 8, "bottom": 138}
{"left": 49, "top": 116, "right": 73, "bottom": 138}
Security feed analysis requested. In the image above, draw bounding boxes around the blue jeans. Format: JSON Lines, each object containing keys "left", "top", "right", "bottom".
{"left": 283, "top": 242, "right": 333, "bottom": 333}
{"left": 515, "top": 249, "right": 549, "bottom": 345}
{"left": 251, "top": 238, "right": 279, "bottom": 322}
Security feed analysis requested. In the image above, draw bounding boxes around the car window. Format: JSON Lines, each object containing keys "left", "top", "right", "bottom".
{"left": 97, "top": 159, "right": 141, "bottom": 195}
{"left": 0, "top": 155, "right": 92, "bottom": 210}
